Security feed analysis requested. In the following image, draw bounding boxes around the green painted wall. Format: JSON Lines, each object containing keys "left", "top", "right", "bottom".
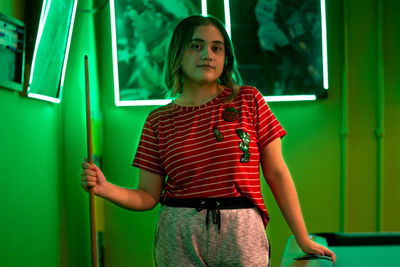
{"left": 0, "top": 0, "right": 98, "bottom": 266}
{"left": 382, "top": 0, "right": 400, "bottom": 231}
{"left": 59, "top": 0, "right": 101, "bottom": 266}
{"left": 0, "top": 1, "right": 60, "bottom": 266}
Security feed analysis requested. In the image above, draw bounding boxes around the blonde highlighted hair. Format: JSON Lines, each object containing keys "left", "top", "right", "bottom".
{"left": 163, "top": 15, "right": 242, "bottom": 100}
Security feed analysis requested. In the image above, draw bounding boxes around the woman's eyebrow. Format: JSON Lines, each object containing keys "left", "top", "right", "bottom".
{"left": 191, "top": 38, "right": 224, "bottom": 45}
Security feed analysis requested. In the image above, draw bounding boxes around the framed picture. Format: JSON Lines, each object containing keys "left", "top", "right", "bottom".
{"left": 110, "top": 0, "right": 201, "bottom": 105}
{"left": 230, "top": 0, "right": 328, "bottom": 100}
{"left": 110, "top": 0, "right": 328, "bottom": 105}
{"left": 0, "top": 13, "right": 25, "bottom": 92}
{"left": 110, "top": 0, "right": 202, "bottom": 105}
{"left": 25, "top": 0, "right": 78, "bottom": 103}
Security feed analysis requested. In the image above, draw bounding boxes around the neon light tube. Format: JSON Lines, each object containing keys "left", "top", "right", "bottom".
{"left": 265, "top": 95, "right": 316, "bottom": 102}
{"left": 109, "top": 0, "right": 121, "bottom": 106}
{"left": 224, "top": 0, "right": 231, "bottom": 37}
{"left": 115, "top": 95, "right": 316, "bottom": 107}
{"left": 116, "top": 99, "right": 172, "bottom": 107}
{"left": 321, "top": 0, "right": 329, "bottom": 89}
{"left": 202, "top": 0, "right": 207, "bottom": 16}
{"left": 27, "top": 93, "right": 61, "bottom": 103}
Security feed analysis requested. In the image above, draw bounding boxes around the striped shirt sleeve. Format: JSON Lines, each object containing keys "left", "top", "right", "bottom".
{"left": 252, "top": 88, "right": 287, "bottom": 149}
{"left": 132, "top": 115, "right": 165, "bottom": 177}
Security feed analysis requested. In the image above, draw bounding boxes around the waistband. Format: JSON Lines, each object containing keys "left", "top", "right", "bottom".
{"left": 161, "top": 197, "right": 255, "bottom": 210}
{"left": 161, "top": 197, "right": 255, "bottom": 233}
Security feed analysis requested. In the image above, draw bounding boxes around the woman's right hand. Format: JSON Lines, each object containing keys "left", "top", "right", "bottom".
{"left": 81, "top": 159, "right": 107, "bottom": 196}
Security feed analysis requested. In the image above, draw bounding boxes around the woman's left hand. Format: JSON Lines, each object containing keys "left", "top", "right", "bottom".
{"left": 297, "top": 238, "right": 336, "bottom": 264}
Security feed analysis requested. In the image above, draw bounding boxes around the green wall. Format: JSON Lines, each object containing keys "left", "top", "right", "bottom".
{"left": 59, "top": 0, "right": 101, "bottom": 266}
{"left": 0, "top": 1, "right": 60, "bottom": 266}
{"left": 0, "top": 0, "right": 98, "bottom": 266}
{"left": 382, "top": 0, "right": 400, "bottom": 231}
{"left": 0, "top": 0, "right": 399, "bottom": 267}
{"left": 0, "top": 84, "right": 61, "bottom": 267}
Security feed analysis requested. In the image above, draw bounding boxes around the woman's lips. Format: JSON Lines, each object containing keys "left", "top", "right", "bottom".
{"left": 198, "top": 64, "right": 215, "bottom": 69}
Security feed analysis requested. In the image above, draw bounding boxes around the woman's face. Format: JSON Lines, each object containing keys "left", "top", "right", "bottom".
{"left": 180, "top": 24, "right": 225, "bottom": 87}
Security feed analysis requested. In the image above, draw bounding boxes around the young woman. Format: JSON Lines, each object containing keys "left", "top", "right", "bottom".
{"left": 81, "top": 15, "right": 336, "bottom": 266}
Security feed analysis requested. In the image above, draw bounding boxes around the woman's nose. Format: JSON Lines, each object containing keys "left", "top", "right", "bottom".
{"left": 201, "top": 46, "right": 212, "bottom": 60}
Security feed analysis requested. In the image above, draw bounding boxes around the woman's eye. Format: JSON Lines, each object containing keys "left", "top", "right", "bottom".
{"left": 212, "top": 46, "right": 223, "bottom": 53}
{"left": 191, "top": 43, "right": 201, "bottom": 50}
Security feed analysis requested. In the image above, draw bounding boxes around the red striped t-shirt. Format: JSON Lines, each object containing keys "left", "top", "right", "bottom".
{"left": 132, "top": 86, "right": 286, "bottom": 226}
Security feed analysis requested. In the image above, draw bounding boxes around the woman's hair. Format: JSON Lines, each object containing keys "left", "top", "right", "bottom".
{"left": 163, "top": 15, "right": 242, "bottom": 100}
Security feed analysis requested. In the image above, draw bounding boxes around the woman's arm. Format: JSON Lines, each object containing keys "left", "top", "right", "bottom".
{"left": 260, "top": 138, "right": 336, "bottom": 263}
{"left": 81, "top": 161, "right": 164, "bottom": 211}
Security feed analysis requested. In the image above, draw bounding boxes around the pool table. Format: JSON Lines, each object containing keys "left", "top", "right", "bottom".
{"left": 280, "top": 232, "right": 400, "bottom": 267}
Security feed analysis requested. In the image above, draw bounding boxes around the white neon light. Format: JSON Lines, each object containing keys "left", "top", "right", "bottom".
{"left": 321, "top": 0, "right": 329, "bottom": 89}
{"left": 265, "top": 95, "right": 316, "bottom": 102}
{"left": 115, "top": 95, "right": 316, "bottom": 106}
{"left": 110, "top": 0, "right": 121, "bottom": 106}
{"left": 27, "top": 93, "right": 61, "bottom": 103}
{"left": 116, "top": 99, "right": 172, "bottom": 107}
{"left": 202, "top": 0, "right": 207, "bottom": 16}
{"left": 224, "top": 0, "right": 231, "bottom": 37}
{"left": 59, "top": 0, "right": 78, "bottom": 101}
{"left": 28, "top": 0, "right": 52, "bottom": 87}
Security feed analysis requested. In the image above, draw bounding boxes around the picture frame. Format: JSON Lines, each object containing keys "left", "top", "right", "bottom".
{"left": 0, "top": 13, "right": 25, "bottom": 92}
{"left": 25, "top": 0, "right": 78, "bottom": 103}
{"left": 110, "top": 0, "right": 202, "bottom": 106}
{"left": 231, "top": 0, "right": 328, "bottom": 99}
{"left": 111, "top": 0, "right": 328, "bottom": 105}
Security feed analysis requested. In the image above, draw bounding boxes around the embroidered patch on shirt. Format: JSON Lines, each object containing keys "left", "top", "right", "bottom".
{"left": 222, "top": 107, "right": 239, "bottom": 122}
{"left": 236, "top": 129, "right": 251, "bottom": 163}
{"left": 212, "top": 125, "right": 224, "bottom": 142}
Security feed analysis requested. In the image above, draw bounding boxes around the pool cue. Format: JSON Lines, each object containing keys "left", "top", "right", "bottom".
{"left": 84, "top": 55, "right": 98, "bottom": 267}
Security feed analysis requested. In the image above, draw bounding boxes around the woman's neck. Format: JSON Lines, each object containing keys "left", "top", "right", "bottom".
{"left": 177, "top": 82, "right": 224, "bottom": 106}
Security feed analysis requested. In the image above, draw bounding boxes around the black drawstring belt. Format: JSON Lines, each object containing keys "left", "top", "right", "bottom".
{"left": 195, "top": 200, "right": 222, "bottom": 233}
{"left": 162, "top": 197, "right": 255, "bottom": 234}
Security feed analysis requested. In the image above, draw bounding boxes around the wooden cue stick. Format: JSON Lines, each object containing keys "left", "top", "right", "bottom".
{"left": 84, "top": 55, "right": 98, "bottom": 267}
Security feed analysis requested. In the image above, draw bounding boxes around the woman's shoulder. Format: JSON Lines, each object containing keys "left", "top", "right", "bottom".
{"left": 240, "top": 85, "right": 257, "bottom": 90}
{"left": 237, "top": 85, "right": 263, "bottom": 99}
{"left": 146, "top": 102, "right": 175, "bottom": 122}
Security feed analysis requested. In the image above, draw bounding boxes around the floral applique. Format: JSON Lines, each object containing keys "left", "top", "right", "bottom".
{"left": 236, "top": 129, "right": 251, "bottom": 163}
